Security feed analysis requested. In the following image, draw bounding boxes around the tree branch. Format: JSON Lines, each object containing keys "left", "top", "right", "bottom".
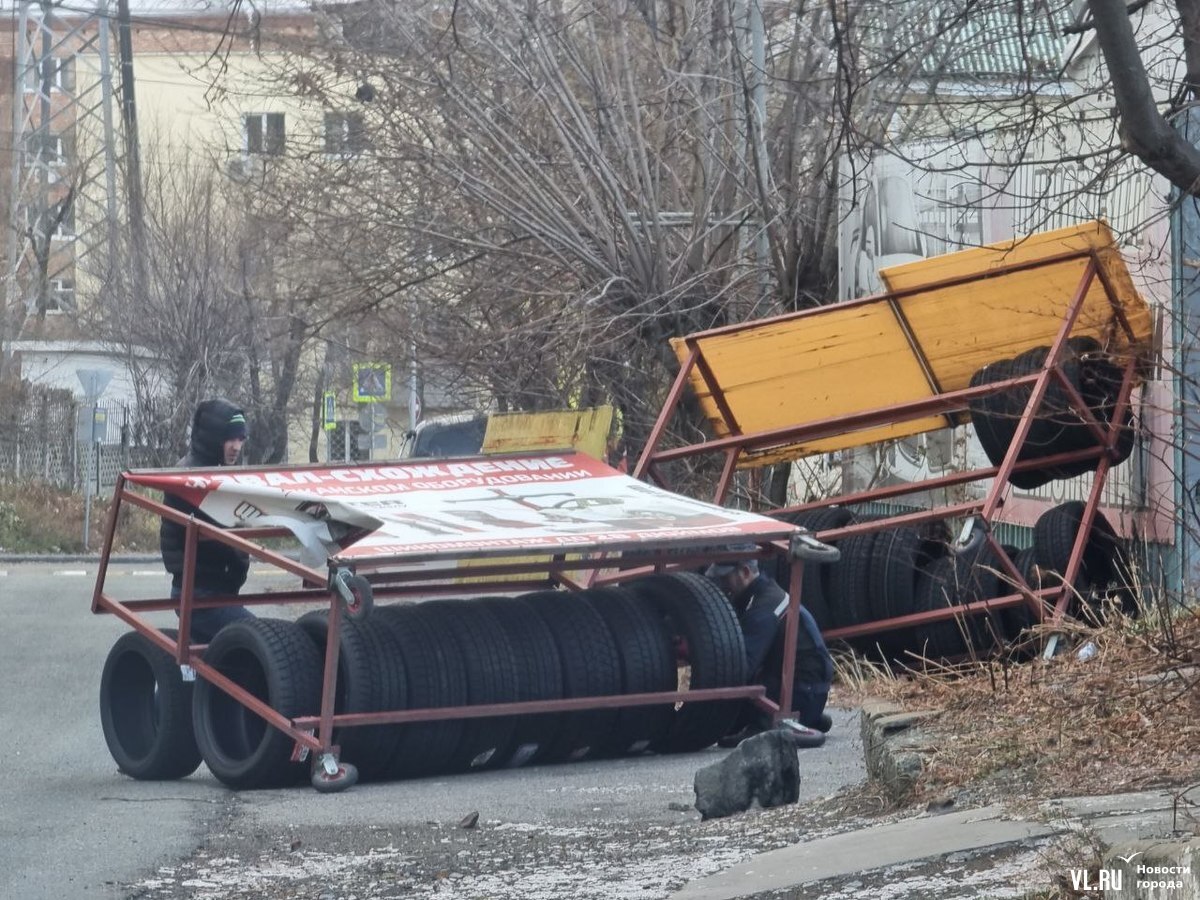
{"left": 1064, "top": 0, "right": 1152, "bottom": 36}
{"left": 1088, "top": 0, "right": 1200, "bottom": 195}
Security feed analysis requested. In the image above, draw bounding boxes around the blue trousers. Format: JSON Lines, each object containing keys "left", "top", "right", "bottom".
{"left": 170, "top": 584, "right": 254, "bottom": 644}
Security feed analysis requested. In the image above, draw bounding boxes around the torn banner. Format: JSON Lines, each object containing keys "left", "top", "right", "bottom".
{"left": 125, "top": 452, "right": 796, "bottom": 566}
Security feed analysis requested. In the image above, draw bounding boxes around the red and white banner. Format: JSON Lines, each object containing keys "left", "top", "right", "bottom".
{"left": 126, "top": 452, "right": 795, "bottom": 564}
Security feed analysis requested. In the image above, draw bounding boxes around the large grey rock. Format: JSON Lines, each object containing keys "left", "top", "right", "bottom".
{"left": 693, "top": 730, "right": 800, "bottom": 820}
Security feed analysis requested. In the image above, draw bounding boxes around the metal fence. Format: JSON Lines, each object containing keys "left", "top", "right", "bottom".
{"left": 0, "top": 391, "right": 168, "bottom": 491}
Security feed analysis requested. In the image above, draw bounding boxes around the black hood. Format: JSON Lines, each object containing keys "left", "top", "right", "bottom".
{"left": 189, "top": 398, "right": 247, "bottom": 466}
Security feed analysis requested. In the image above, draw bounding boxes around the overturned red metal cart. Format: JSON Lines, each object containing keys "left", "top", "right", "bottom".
{"left": 633, "top": 220, "right": 1157, "bottom": 658}
{"left": 92, "top": 450, "right": 824, "bottom": 791}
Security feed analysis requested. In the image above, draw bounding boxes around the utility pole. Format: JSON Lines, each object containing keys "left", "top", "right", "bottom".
{"left": 36, "top": 0, "right": 53, "bottom": 316}
{"left": 115, "top": 0, "right": 147, "bottom": 303}
{"left": 98, "top": 0, "right": 120, "bottom": 283}
{"left": 745, "top": 0, "right": 771, "bottom": 307}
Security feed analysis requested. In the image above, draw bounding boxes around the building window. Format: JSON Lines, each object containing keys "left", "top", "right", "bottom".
{"left": 23, "top": 56, "right": 75, "bottom": 94}
{"left": 243, "top": 112, "right": 286, "bottom": 155}
{"left": 24, "top": 198, "right": 75, "bottom": 240}
{"left": 23, "top": 132, "right": 73, "bottom": 168}
{"left": 324, "top": 111, "right": 366, "bottom": 156}
{"left": 47, "top": 278, "right": 75, "bottom": 313}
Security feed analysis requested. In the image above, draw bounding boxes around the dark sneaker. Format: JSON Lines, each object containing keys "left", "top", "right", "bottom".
{"left": 815, "top": 711, "right": 833, "bottom": 733}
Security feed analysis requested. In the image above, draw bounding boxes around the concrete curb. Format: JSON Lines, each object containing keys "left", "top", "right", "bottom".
{"left": 859, "top": 699, "right": 940, "bottom": 804}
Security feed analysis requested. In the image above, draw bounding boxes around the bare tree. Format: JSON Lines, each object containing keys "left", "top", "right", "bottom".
{"left": 88, "top": 147, "right": 319, "bottom": 464}
{"left": 257, "top": 0, "right": 943, "bottom": 462}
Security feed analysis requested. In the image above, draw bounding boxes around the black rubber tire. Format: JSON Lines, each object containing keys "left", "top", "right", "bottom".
{"left": 1078, "top": 354, "right": 1136, "bottom": 469}
{"left": 1014, "top": 345, "right": 1087, "bottom": 457}
{"left": 868, "top": 527, "right": 923, "bottom": 622}
{"left": 994, "top": 350, "right": 1063, "bottom": 489}
{"left": 950, "top": 543, "right": 1006, "bottom": 652}
{"left": 627, "top": 572, "right": 747, "bottom": 754}
{"left": 192, "top": 618, "right": 324, "bottom": 790}
{"left": 774, "top": 507, "right": 855, "bottom": 630}
{"left": 373, "top": 603, "right": 466, "bottom": 779}
{"left": 580, "top": 587, "right": 675, "bottom": 757}
{"left": 519, "top": 590, "right": 623, "bottom": 764}
{"left": 296, "top": 610, "right": 401, "bottom": 782}
{"left": 476, "top": 596, "right": 565, "bottom": 768}
{"left": 969, "top": 359, "right": 1030, "bottom": 483}
{"left": 968, "top": 355, "right": 1057, "bottom": 489}
{"left": 421, "top": 600, "right": 519, "bottom": 772}
{"left": 910, "top": 557, "right": 969, "bottom": 661}
{"left": 827, "top": 528, "right": 878, "bottom": 629}
{"left": 1033, "top": 501, "right": 1121, "bottom": 590}
{"left": 99, "top": 628, "right": 203, "bottom": 780}
{"left": 862, "top": 527, "right": 924, "bottom": 659}
{"left": 1000, "top": 546, "right": 1044, "bottom": 639}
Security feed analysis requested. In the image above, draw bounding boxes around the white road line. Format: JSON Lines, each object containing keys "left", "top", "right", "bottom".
{"left": 53, "top": 570, "right": 89, "bottom": 576}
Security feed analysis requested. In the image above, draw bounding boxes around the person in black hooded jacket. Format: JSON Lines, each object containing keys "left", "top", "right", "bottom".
{"left": 160, "top": 397, "right": 254, "bottom": 642}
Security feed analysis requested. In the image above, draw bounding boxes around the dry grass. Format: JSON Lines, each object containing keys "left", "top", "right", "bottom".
{"left": 836, "top": 601, "right": 1200, "bottom": 805}
{"left": 0, "top": 479, "right": 160, "bottom": 553}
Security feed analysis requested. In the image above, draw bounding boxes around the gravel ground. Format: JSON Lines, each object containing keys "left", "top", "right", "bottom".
{"left": 121, "top": 709, "right": 874, "bottom": 900}
{"left": 126, "top": 788, "right": 878, "bottom": 900}
{"left": 123, "top": 789, "right": 1067, "bottom": 900}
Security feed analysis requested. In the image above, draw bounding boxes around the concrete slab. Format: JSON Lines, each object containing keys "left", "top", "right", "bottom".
{"left": 1041, "top": 791, "right": 1178, "bottom": 818}
{"left": 1040, "top": 792, "right": 1193, "bottom": 843}
{"left": 669, "top": 805, "right": 1059, "bottom": 900}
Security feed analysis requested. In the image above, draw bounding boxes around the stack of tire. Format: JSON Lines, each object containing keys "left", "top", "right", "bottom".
{"left": 967, "top": 337, "right": 1135, "bottom": 489}
{"left": 769, "top": 502, "right": 1132, "bottom": 664}
{"left": 98, "top": 572, "right": 748, "bottom": 789}
{"left": 770, "top": 508, "right": 950, "bottom": 654}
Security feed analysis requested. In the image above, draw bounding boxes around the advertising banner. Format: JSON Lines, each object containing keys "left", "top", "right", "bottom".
{"left": 127, "top": 452, "right": 795, "bottom": 565}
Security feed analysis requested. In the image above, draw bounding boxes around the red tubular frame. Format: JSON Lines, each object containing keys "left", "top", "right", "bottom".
{"left": 634, "top": 250, "right": 1147, "bottom": 715}
{"left": 92, "top": 482, "right": 781, "bottom": 772}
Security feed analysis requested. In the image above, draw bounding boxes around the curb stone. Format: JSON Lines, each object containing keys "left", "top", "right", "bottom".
{"left": 859, "top": 699, "right": 940, "bottom": 803}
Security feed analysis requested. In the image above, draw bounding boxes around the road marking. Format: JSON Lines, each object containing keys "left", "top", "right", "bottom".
{"left": 15, "top": 566, "right": 296, "bottom": 578}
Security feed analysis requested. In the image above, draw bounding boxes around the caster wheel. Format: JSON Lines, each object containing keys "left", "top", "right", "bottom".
{"left": 339, "top": 574, "right": 374, "bottom": 621}
{"left": 311, "top": 761, "right": 359, "bottom": 793}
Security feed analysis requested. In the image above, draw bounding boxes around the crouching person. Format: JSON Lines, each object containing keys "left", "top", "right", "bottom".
{"left": 705, "top": 546, "right": 833, "bottom": 747}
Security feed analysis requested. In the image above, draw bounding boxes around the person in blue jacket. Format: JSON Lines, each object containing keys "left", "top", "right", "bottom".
{"left": 706, "top": 547, "right": 834, "bottom": 747}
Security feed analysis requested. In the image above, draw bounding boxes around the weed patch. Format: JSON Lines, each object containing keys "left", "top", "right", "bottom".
{"left": 0, "top": 479, "right": 160, "bottom": 553}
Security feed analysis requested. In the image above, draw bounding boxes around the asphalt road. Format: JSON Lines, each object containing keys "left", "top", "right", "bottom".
{"left": 0, "top": 561, "right": 866, "bottom": 900}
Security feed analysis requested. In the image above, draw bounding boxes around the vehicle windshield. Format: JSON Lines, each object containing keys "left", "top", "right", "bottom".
{"left": 407, "top": 417, "right": 488, "bottom": 458}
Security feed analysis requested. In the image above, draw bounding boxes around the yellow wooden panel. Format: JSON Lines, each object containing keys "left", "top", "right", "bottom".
{"left": 675, "top": 302, "right": 952, "bottom": 464}
{"left": 668, "top": 221, "right": 1152, "bottom": 467}
{"left": 883, "top": 221, "right": 1152, "bottom": 373}
{"left": 898, "top": 256, "right": 1121, "bottom": 392}
{"left": 480, "top": 405, "right": 614, "bottom": 460}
